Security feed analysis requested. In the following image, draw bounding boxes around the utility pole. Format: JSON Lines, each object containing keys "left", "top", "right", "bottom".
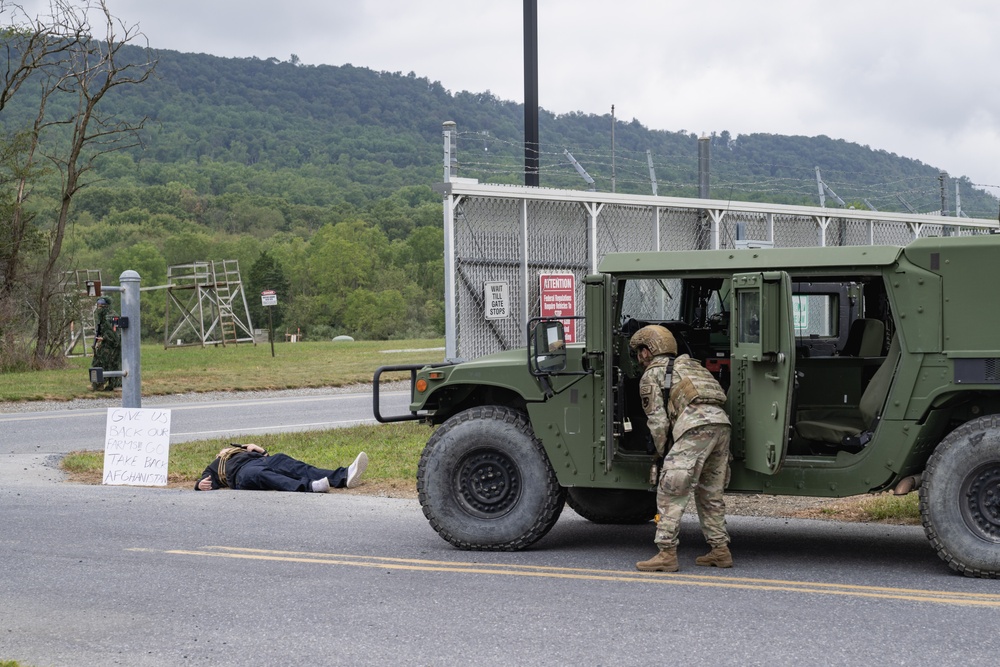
{"left": 611, "top": 105, "right": 616, "bottom": 193}
{"left": 698, "top": 135, "right": 710, "bottom": 199}
{"left": 940, "top": 171, "right": 953, "bottom": 236}
{"left": 523, "top": 0, "right": 539, "bottom": 187}
{"left": 647, "top": 149, "right": 658, "bottom": 196}
{"left": 939, "top": 172, "right": 949, "bottom": 216}
{"left": 442, "top": 120, "right": 457, "bottom": 182}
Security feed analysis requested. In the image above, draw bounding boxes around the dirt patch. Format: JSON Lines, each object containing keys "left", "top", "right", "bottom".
{"left": 723, "top": 493, "right": 919, "bottom": 525}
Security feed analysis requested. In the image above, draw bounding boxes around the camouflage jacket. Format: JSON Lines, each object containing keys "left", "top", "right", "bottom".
{"left": 639, "top": 354, "right": 730, "bottom": 455}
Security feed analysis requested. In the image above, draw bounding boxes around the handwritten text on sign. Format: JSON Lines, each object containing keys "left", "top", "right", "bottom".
{"left": 103, "top": 408, "right": 172, "bottom": 486}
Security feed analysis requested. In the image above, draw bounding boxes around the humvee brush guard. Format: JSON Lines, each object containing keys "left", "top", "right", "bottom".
{"left": 375, "top": 234, "right": 1000, "bottom": 577}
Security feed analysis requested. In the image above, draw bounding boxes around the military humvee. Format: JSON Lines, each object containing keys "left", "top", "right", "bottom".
{"left": 374, "top": 234, "right": 1000, "bottom": 577}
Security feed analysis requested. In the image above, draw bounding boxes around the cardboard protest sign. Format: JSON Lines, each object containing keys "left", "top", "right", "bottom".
{"left": 102, "top": 408, "right": 171, "bottom": 486}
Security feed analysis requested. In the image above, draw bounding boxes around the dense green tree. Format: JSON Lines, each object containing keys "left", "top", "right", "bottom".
{"left": 110, "top": 241, "right": 167, "bottom": 339}
{"left": 247, "top": 251, "right": 290, "bottom": 334}
{"left": 343, "top": 288, "right": 408, "bottom": 340}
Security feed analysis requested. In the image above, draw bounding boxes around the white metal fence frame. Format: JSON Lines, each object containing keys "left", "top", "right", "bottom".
{"left": 438, "top": 177, "right": 998, "bottom": 363}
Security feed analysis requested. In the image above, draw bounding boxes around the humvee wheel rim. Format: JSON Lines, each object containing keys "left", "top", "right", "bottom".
{"left": 455, "top": 449, "right": 521, "bottom": 519}
{"left": 960, "top": 462, "right": 1000, "bottom": 543}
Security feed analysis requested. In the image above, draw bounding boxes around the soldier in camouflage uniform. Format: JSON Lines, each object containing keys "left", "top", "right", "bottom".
{"left": 92, "top": 297, "right": 122, "bottom": 391}
{"left": 630, "top": 325, "right": 733, "bottom": 572}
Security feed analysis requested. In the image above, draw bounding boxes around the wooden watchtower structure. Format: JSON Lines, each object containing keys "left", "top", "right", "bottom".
{"left": 163, "top": 260, "right": 255, "bottom": 348}
{"left": 62, "top": 268, "right": 104, "bottom": 357}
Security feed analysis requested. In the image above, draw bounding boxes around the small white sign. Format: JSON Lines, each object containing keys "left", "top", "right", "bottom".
{"left": 102, "top": 408, "right": 171, "bottom": 486}
{"left": 792, "top": 295, "right": 809, "bottom": 331}
{"left": 261, "top": 290, "right": 277, "bottom": 307}
{"left": 484, "top": 281, "right": 510, "bottom": 320}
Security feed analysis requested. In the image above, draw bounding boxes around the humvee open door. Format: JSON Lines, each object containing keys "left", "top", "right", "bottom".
{"left": 730, "top": 271, "right": 795, "bottom": 475}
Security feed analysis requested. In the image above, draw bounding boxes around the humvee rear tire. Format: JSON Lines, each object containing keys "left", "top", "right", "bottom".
{"left": 417, "top": 405, "right": 566, "bottom": 551}
{"left": 566, "top": 488, "right": 657, "bottom": 524}
{"left": 920, "top": 415, "right": 1000, "bottom": 578}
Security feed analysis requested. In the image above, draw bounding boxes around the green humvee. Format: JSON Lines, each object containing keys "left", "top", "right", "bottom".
{"left": 375, "top": 234, "right": 1000, "bottom": 577}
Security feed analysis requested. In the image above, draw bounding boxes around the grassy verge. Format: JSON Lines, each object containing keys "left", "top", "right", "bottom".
{"left": 63, "top": 421, "right": 432, "bottom": 496}
{"left": 857, "top": 492, "right": 920, "bottom": 523}
{"left": 797, "top": 492, "right": 920, "bottom": 524}
{"left": 0, "top": 339, "right": 444, "bottom": 401}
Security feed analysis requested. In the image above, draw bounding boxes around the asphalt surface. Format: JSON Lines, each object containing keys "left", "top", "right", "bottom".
{"left": 2, "top": 389, "right": 1000, "bottom": 666}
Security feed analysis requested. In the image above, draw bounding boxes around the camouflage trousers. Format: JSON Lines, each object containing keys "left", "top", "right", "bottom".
{"left": 654, "top": 423, "right": 731, "bottom": 550}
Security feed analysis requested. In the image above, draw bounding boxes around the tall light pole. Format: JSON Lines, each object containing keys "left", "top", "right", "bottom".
{"left": 524, "top": 0, "right": 539, "bottom": 187}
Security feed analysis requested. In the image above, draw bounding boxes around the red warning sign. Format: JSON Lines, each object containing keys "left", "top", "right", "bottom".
{"left": 539, "top": 272, "right": 576, "bottom": 343}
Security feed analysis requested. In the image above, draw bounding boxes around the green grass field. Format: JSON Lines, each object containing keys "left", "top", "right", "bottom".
{"left": 0, "top": 339, "right": 445, "bottom": 401}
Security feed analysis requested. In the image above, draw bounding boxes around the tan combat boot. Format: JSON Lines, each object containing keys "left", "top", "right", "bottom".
{"left": 695, "top": 545, "right": 733, "bottom": 568}
{"left": 636, "top": 548, "right": 679, "bottom": 572}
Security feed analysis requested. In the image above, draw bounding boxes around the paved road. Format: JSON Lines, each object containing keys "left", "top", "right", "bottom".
{"left": 2, "top": 390, "right": 1000, "bottom": 666}
{"left": 0, "top": 386, "right": 412, "bottom": 456}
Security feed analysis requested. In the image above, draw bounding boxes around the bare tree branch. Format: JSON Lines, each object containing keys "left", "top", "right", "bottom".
{"left": 0, "top": 0, "right": 156, "bottom": 363}
{"left": 0, "top": 0, "right": 88, "bottom": 112}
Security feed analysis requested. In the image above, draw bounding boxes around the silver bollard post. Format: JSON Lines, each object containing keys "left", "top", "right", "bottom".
{"left": 119, "top": 270, "right": 142, "bottom": 408}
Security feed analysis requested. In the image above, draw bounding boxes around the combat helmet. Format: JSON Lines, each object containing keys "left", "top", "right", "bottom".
{"left": 96, "top": 297, "right": 111, "bottom": 306}
{"left": 629, "top": 324, "right": 677, "bottom": 356}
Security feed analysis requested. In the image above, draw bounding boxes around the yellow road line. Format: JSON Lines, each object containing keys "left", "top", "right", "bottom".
{"left": 146, "top": 546, "right": 1000, "bottom": 608}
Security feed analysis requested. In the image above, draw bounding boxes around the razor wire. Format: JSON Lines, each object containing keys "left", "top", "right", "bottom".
{"left": 442, "top": 143, "right": 1000, "bottom": 362}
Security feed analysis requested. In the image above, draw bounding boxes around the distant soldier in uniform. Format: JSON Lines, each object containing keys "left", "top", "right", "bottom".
{"left": 630, "top": 325, "right": 733, "bottom": 572}
{"left": 92, "top": 296, "right": 121, "bottom": 391}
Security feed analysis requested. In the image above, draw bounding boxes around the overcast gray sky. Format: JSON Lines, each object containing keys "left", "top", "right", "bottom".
{"left": 16, "top": 0, "right": 1000, "bottom": 206}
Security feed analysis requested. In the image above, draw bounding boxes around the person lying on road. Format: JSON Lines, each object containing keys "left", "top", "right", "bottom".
{"left": 195, "top": 443, "right": 367, "bottom": 493}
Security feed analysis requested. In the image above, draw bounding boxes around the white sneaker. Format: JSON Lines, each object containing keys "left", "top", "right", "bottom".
{"left": 311, "top": 477, "right": 331, "bottom": 493}
{"left": 346, "top": 452, "right": 368, "bottom": 489}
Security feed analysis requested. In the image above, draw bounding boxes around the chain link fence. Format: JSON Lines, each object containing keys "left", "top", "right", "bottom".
{"left": 441, "top": 155, "right": 997, "bottom": 363}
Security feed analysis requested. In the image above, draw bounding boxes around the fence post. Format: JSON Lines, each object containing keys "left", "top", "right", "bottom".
{"left": 442, "top": 121, "right": 457, "bottom": 182}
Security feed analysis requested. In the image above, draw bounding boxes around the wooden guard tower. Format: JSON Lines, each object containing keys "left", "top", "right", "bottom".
{"left": 164, "top": 260, "right": 255, "bottom": 348}
{"left": 62, "top": 268, "right": 103, "bottom": 357}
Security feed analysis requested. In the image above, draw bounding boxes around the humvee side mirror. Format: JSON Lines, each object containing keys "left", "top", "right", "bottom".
{"left": 529, "top": 319, "right": 567, "bottom": 374}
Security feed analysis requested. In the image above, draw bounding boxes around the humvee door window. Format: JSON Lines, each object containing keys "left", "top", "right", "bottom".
{"left": 792, "top": 294, "right": 838, "bottom": 337}
{"left": 737, "top": 291, "right": 761, "bottom": 344}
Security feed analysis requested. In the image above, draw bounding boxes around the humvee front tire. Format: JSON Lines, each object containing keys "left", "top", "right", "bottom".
{"left": 566, "top": 488, "right": 657, "bottom": 524}
{"left": 417, "top": 406, "right": 566, "bottom": 551}
{"left": 920, "top": 415, "right": 1000, "bottom": 578}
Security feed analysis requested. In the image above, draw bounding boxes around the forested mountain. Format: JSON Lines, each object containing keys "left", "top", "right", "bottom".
{"left": 4, "top": 46, "right": 997, "bottom": 343}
